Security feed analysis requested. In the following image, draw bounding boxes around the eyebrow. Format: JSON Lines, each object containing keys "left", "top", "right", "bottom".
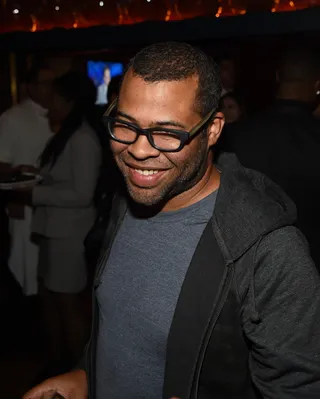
{"left": 116, "top": 110, "right": 187, "bottom": 130}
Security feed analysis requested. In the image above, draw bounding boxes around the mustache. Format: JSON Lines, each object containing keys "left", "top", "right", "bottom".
{"left": 120, "top": 156, "right": 173, "bottom": 171}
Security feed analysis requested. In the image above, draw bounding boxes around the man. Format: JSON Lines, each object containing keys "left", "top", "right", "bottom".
{"left": 24, "top": 42, "right": 320, "bottom": 399}
{"left": 96, "top": 65, "right": 111, "bottom": 105}
{"left": 219, "top": 56, "right": 236, "bottom": 97}
{"left": 220, "top": 45, "right": 320, "bottom": 271}
{"left": 0, "top": 61, "right": 54, "bottom": 295}
{"left": 314, "top": 101, "right": 320, "bottom": 119}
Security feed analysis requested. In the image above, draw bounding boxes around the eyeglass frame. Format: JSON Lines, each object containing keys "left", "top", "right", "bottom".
{"left": 102, "top": 98, "right": 219, "bottom": 153}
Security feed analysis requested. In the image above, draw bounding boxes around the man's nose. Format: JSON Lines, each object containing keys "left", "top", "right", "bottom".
{"left": 128, "top": 135, "right": 160, "bottom": 160}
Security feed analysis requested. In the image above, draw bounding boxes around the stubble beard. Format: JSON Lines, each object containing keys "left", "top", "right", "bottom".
{"left": 121, "top": 136, "right": 209, "bottom": 209}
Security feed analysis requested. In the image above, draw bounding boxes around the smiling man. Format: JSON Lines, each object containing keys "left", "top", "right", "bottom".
{"left": 25, "top": 42, "right": 320, "bottom": 399}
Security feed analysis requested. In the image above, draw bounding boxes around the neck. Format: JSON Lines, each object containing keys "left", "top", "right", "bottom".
{"left": 162, "top": 155, "right": 220, "bottom": 212}
{"left": 277, "top": 84, "right": 314, "bottom": 104}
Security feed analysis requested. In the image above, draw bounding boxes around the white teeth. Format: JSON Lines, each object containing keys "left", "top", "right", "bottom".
{"left": 135, "top": 169, "right": 159, "bottom": 176}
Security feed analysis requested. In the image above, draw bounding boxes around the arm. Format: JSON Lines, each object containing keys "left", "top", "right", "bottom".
{"left": 0, "top": 113, "right": 17, "bottom": 176}
{"left": 32, "top": 132, "right": 101, "bottom": 208}
{"left": 242, "top": 226, "right": 320, "bottom": 398}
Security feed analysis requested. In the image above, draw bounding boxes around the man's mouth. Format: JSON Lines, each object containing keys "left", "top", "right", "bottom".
{"left": 134, "top": 169, "right": 159, "bottom": 176}
{"left": 125, "top": 164, "right": 167, "bottom": 188}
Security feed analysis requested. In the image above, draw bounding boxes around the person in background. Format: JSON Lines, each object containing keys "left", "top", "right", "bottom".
{"left": 0, "top": 61, "right": 54, "bottom": 296}
{"left": 107, "top": 75, "right": 122, "bottom": 105}
{"left": 220, "top": 91, "right": 246, "bottom": 124}
{"left": 94, "top": 74, "right": 123, "bottom": 118}
{"left": 25, "top": 42, "right": 320, "bottom": 399}
{"left": 220, "top": 45, "right": 320, "bottom": 271}
{"left": 84, "top": 71, "right": 123, "bottom": 269}
{"left": 219, "top": 56, "right": 236, "bottom": 97}
{"left": 314, "top": 99, "right": 320, "bottom": 119}
{"left": 84, "top": 74, "right": 123, "bottom": 269}
{"left": 15, "top": 71, "right": 102, "bottom": 373}
{"left": 96, "top": 65, "right": 111, "bottom": 105}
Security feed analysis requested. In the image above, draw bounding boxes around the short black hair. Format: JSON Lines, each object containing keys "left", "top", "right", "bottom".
{"left": 53, "top": 71, "right": 96, "bottom": 107}
{"left": 40, "top": 71, "right": 97, "bottom": 168}
{"left": 125, "top": 42, "right": 221, "bottom": 117}
{"left": 278, "top": 45, "right": 320, "bottom": 83}
{"left": 25, "top": 60, "right": 51, "bottom": 84}
{"left": 107, "top": 75, "right": 122, "bottom": 103}
{"left": 218, "top": 54, "right": 235, "bottom": 65}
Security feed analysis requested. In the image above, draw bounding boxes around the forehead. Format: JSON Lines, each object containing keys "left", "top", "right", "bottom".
{"left": 118, "top": 72, "right": 199, "bottom": 122}
{"left": 37, "top": 69, "right": 55, "bottom": 82}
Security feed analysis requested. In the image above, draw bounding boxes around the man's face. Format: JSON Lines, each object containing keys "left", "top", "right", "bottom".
{"left": 221, "top": 96, "right": 242, "bottom": 124}
{"left": 28, "top": 69, "right": 54, "bottom": 109}
{"left": 47, "top": 91, "right": 74, "bottom": 131}
{"left": 220, "top": 59, "right": 235, "bottom": 90}
{"left": 110, "top": 71, "right": 221, "bottom": 207}
{"left": 104, "top": 69, "right": 111, "bottom": 85}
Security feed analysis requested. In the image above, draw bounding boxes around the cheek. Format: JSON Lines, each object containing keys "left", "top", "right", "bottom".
{"left": 110, "top": 141, "right": 126, "bottom": 156}
{"left": 168, "top": 138, "right": 205, "bottom": 172}
{"left": 232, "top": 106, "right": 241, "bottom": 118}
{"left": 48, "top": 102, "right": 67, "bottom": 123}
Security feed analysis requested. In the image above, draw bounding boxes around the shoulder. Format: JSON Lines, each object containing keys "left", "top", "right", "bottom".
{"left": 253, "top": 227, "right": 320, "bottom": 304}
{"left": 235, "top": 226, "right": 319, "bottom": 305}
{"left": 0, "top": 102, "right": 26, "bottom": 124}
{"left": 258, "top": 226, "right": 310, "bottom": 260}
{"left": 0, "top": 103, "right": 28, "bottom": 140}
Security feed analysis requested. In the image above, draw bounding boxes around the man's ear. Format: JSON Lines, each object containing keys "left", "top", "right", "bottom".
{"left": 208, "top": 112, "right": 225, "bottom": 148}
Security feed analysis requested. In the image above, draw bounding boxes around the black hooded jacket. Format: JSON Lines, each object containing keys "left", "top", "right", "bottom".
{"left": 81, "top": 152, "right": 320, "bottom": 399}
{"left": 219, "top": 99, "right": 320, "bottom": 270}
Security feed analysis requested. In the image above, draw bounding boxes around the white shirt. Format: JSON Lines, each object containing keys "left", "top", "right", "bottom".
{"left": 0, "top": 98, "right": 53, "bottom": 295}
{"left": 96, "top": 83, "right": 108, "bottom": 105}
{"left": 0, "top": 98, "right": 52, "bottom": 167}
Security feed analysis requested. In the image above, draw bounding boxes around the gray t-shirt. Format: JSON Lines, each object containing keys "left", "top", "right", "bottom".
{"left": 96, "top": 190, "right": 217, "bottom": 398}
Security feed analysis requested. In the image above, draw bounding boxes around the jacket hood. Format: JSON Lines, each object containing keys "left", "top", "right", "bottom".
{"left": 213, "top": 152, "right": 297, "bottom": 263}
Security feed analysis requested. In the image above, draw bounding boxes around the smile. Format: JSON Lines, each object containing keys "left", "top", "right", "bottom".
{"left": 126, "top": 165, "right": 167, "bottom": 188}
{"left": 135, "top": 169, "right": 159, "bottom": 176}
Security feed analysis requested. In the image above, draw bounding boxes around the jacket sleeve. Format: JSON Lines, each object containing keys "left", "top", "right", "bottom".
{"left": 240, "top": 226, "right": 320, "bottom": 399}
{"left": 32, "top": 132, "right": 101, "bottom": 208}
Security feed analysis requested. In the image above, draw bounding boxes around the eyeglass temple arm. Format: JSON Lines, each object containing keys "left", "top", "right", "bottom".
{"left": 189, "top": 108, "right": 217, "bottom": 136}
{"left": 104, "top": 98, "right": 118, "bottom": 117}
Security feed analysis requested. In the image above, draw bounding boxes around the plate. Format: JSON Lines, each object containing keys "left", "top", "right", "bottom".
{"left": 0, "top": 173, "right": 43, "bottom": 190}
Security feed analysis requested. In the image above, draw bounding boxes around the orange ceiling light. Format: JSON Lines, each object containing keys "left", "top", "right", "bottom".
{"left": 0, "top": 0, "right": 318, "bottom": 34}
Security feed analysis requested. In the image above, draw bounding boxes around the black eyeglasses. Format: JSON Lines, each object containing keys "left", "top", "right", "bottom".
{"left": 102, "top": 98, "right": 218, "bottom": 152}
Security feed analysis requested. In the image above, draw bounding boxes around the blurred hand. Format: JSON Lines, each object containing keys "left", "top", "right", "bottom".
{"left": 22, "top": 370, "right": 87, "bottom": 399}
{"left": 18, "top": 165, "right": 39, "bottom": 174}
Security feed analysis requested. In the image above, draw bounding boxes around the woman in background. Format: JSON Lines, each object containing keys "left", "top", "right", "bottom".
{"left": 220, "top": 91, "right": 246, "bottom": 125}
{"left": 31, "top": 71, "right": 102, "bottom": 371}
